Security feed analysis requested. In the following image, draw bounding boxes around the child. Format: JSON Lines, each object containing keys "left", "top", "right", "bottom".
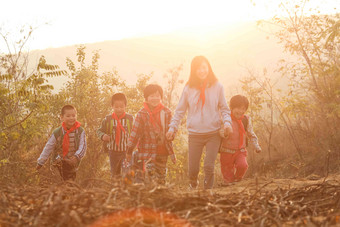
{"left": 36, "top": 105, "right": 87, "bottom": 181}
{"left": 97, "top": 93, "right": 133, "bottom": 179}
{"left": 219, "top": 95, "right": 261, "bottom": 184}
{"left": 166, "top": 56, "right": 232, "bottom": 189}
{"left": 126, "top": 84, "right": 176, "bottom": 185}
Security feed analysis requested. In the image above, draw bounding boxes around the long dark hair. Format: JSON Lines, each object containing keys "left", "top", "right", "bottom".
{"left": 187, "top": 56, "right": 218, "bottom": 88}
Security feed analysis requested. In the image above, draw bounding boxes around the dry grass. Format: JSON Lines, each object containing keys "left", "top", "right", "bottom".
{"left": 1, "top": 175, "right": 339, "bottom": 226}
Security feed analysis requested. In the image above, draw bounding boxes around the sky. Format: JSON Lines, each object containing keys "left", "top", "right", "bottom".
{"left": 0, "top": 0, "right": 338, "bottom": 51}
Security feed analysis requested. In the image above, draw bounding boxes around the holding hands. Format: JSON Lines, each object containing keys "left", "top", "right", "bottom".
{"left": 223, "top": 125, "right": 233, "bottom": 138}
{"left": 255, "top": 146, "right": 262, "bottom": 153}
{"left": 166, "top": 131, "right": 175, "bottom": 141}
{"left": 102, "top": 134, "right": 110, "bottom": 142}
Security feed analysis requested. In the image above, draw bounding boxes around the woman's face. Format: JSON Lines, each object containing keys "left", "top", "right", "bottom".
{"left": 196, "top": 61, "right": 209, "bottom": 81}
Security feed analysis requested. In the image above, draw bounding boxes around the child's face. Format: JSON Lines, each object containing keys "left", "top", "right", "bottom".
{"left": 146, "top": 91, "right": 162, "bottom": 108}
{"left": 112, "top": 100, "right": 126, "bottom": 117}
{"left": 196, "top": 61, "right": 209, "bottom": 81}
{"left": 231, "top": 106, "right": 247, "bottom": 120}
{"left": 61, "top": 109, "right": 77, "bottom": 128}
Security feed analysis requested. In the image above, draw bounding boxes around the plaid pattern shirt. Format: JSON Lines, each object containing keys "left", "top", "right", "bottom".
{"left": 127, "top": 106, "right": 175, "bottom": 161}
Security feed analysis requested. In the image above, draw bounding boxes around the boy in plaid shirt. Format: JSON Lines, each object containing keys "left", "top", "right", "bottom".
{"left": 126, "top": 84, "right": 176, "bottom": 184}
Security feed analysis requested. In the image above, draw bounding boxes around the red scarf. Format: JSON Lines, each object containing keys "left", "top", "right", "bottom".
{"left": 197, "top": 79, "right": 208, "bottom": 109}
{"left": 231, "top": 113, "right": 246, "bottom": 149}
{"left": 62, "top": 121, "right": 81, "bottom": 158}
{"left": 112, "top": 112, "right": 126, "bottom": 146}
{"left": 143, "top": 102, "right": 164, "bottom": 128}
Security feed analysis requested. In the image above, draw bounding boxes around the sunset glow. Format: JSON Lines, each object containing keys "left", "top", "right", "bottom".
{"left": 1, "top": 0, "right": 337, "bottom": 50}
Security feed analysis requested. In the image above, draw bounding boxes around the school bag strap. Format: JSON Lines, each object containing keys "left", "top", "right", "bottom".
{"left": 242, "top": 115, "right": 249, "bottom": 147}
{"left": 160, "top": 109, "right": 166, "bottom": 135}
{"left": 104, "top": 115, "right": 114, "bottom": 135}
{"left": 242, "top": 115, "right": 249, "bottom": 132}
{"left": 104, "top": 113, "right": 133, "bottom": 135}
{"left": 125, "top": 113, "right": 133, "bottom": 134}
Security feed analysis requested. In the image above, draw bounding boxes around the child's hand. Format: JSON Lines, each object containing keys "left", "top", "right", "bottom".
{"left": 36, "top": 164, "right": 42, "bottom": 170}
{"left": 219, "top": 128, "right": 226, "bottom": 138}
{"left": 126, "top": 154, "right": 132, "bottom": 162}
{"left": 255, "top": 148, "right": 262, "bottom": 153}
{"left": 224, "top": 125, "right": 233, "bottom": 137}
{"left": 102, "top": 134, "right": 110, "bottom": 142}
{"left": 166, "top": 131, "right": 175, "bottom": 141}
{"left": 65, "top": 156, "right": 79, "bottom": 168}
{"left": 170, "top": 155, "right": 176, "bottom": 164}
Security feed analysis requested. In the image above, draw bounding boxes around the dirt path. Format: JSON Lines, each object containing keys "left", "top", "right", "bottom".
{"left": 0, "top": 175, "right": 339, "bottom": 226}
{"left": 210, "top": 174, "right": 340, "bottom": 195}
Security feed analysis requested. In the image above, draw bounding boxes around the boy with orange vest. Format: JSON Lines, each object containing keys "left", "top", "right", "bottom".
{"left": 219, "top": 95, "right": 261, "bottom": 184}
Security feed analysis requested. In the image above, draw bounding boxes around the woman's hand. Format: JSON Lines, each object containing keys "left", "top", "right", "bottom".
{"left": 166, "top": 131, "right": 175, "bottom": 141}
{"left": 224, "top": 125, "right": 233, "bottom": 137}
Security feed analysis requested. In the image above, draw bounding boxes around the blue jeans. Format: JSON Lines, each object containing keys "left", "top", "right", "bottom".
{"left": 108, "top": 151, "right": 126, "bottom": 177}
{"left": 188, "top": 132, "right": 221, "bottom": 189}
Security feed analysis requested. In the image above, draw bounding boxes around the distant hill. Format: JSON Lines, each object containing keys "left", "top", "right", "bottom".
{"left": 29, "top": 21, "right": 289, "bottom": 93}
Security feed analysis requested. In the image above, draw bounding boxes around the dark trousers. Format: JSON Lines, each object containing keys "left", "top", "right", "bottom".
{"left": 109, "top": 151, "right": 126, "bottom": 178}
{"left": 58, "top": 160, "right": 77, "bottom": 181}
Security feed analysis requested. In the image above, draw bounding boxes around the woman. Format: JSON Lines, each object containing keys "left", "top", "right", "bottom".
{"left": 166, "top": 56, "right": 232, "bottom": 189}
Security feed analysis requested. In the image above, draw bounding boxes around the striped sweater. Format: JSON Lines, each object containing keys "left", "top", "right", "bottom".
{"left": 97, "top": 113, "right": 133, "bottom": 152}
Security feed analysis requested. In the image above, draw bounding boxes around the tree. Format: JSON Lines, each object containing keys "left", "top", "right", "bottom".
{"left": 60, "top": 46, "right": 108, "bottom": 181}
{"left": 162, "top": 64, "right": 184, "bottom": 110}
{"left": 256, "top": 0, "right": 339, "bottom": 172}
{"left": 0, "top": 26, "right": 66, "bottom": 184}
{"left": 0, "top": 27, "right": 65, "bottom": 158}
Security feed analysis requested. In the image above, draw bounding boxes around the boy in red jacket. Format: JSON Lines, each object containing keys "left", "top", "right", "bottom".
{"left": 219, "top": 95, "right": 261, "bottom": 184}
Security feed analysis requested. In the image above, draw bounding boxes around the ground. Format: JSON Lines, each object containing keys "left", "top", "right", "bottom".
{"left": 0, "top": 174, "right": 339, "bottom": 226}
